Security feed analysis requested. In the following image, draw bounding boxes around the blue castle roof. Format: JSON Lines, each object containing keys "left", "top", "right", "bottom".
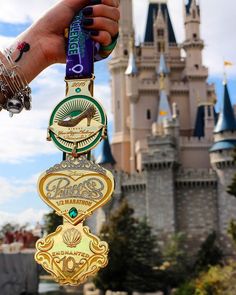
{"left": 214, "top": 83, "right": 236, "bottom": 134}
{"left": 186, "top": 0, "right": 193, "bottom": 14}
{"left": 144, "top": 2, "right": 176, "bottom": 44}
{"left": 97, "top": 137, "right": 116, "bottom": 166}
{"left": 194, "top": 105, "right": 218, "bottom": 138}
{"left": 185, "top": 0, "right": 200, "bottom": 15}
{"left": 210, "top": 140, "right": 236, "bottom": 153}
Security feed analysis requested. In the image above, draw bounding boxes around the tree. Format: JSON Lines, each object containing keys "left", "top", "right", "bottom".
{"left": 194, "top": 232, "right": 223, "bottom": 273}
{"left": 94, "top": 198, "right": 160, "bottom": 293}
{"left": 161, "top": 233, "right": 191, "bottom": 290}
{"left": 44, "top": 211, "right": 63, "bottom": 234}
{"left": 228, "top": 219, "right": 236, "bottom": 245}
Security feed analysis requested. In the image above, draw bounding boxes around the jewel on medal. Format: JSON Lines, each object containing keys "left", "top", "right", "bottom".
{"left": 69, "top": 207, "right": 78, "bottom": 219}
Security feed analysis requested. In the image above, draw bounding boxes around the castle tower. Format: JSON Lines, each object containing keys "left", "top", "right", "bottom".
{"left": 125, "top": 38, "right": 139, "bottom": 173}
{"left": 109, "top": 0, "right": 134, "bottom": 172}
{"left": 153, "top": 3, "right": 169, "bottom": 54}
{"left": 210, "top": 81, "right": 236, "bottom": 249}
{"left": 183, "top": 0, "right": 209, "bottom": 134}
{"left": 113, "top": 0, "right": 134, "bottom": 58}
{"left": 141, "top": 133, "right": 178, "bottom": 237}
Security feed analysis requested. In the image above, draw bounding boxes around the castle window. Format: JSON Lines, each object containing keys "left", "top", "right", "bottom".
{"left": 195, "top": 64, "right": 199, "bottom": 69}
{"left": 158, "top": 42, "right": 165, "bottom": 52}
{"left": 117, "top": 101, "right": 120, "bottom": 109}
{"left": 124, "top": 49, "right": 128, "bottom": 56}
{"left": 193, "top": 33, "right": 197, "bottom": 39}
{"left": 157, "top": 29, "right": 164, "bottom": 37}
{"left": 192, "top": 10, "right": 196, "bottom": 19}
{"left": 147, "top": 109, "right": 151, "bottom": 120}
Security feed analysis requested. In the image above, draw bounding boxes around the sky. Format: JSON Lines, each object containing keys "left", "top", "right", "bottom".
{"left": 0, "top": 0, "right": 236, "bottom": 228}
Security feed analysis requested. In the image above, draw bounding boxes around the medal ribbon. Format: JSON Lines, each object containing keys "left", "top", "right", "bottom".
{"left": 66, "top": 12, "right": 94, "bottom": 79}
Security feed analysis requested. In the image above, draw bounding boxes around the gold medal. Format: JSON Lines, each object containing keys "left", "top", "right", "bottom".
{"left": 37, "top": 155, "right": 114, "bottom": 225}
{"left": 35, "top": 12, "right": 115, "bottom": 286}
{"left": 35, "top": 222, "right": 108, "bottom": 285}
{"left": 48, "top": 79, "right": 107, "bottom": 156}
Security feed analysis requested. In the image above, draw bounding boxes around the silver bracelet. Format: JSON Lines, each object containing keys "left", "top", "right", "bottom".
{"left": 0, "top": 50, "right": 32, "bottom": 117}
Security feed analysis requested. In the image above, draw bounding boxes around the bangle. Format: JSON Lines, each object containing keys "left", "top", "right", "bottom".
{"left": 0, "top": 49, "right": 32, "bottom": 117}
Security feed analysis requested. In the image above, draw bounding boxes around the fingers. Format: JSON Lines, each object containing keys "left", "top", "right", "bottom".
{"left": 83, "top": 17, "right": 119, "bottom": 38}
{"left": 83, "top": 4, "right": 120, "bottom": 22}
{"left": 89, "top": 0, "right": 119, "bottom": 8}
{"left": 90, "top": 30, "right": 112, "bottom": 46}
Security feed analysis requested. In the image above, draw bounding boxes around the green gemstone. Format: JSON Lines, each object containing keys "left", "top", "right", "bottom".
{"left": 75, "top": 88, "right": 81, "bottom": 93}
{"left": 69, "top": 207, "right": 78, "bottom": 219}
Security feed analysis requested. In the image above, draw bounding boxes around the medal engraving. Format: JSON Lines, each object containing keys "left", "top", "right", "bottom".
{"left": 48, "top": 79, "right": 107, "bottom": 155}
{"left": 37, "top": 156, "right": 114, "bottom": 225}
{"left": 35, "top": 222, "right": 108, "bottom": 285}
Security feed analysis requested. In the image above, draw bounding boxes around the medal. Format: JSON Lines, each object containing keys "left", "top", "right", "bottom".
{"left": 35, "top": 12, "right": 114, "bottom": 285}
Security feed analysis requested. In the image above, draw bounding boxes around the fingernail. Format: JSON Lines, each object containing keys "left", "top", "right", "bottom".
{"left": 82, "top": 18, "right": 94, "bottom": 26}
{"left": 90, "top": 30, "right": 99, "bottom": 36}
{"left": 82, "top": 7, "right": 93, "bottom": 16}
{"left": 89, "top": 0, "right": 101, "bottom": 5}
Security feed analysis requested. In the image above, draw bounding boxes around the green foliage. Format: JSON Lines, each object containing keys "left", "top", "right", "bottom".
{"left": 94, "top": 198, "right": 160, "bottom": 293}
{"left": 174, "top": 282, "right": 195, "bottom": 295}
{"left": 228, "top": 219, "right": 236, "bottom": 245}
{"left": 228, "top": 174, "right": 236, "bottom": 197}
{"left": 194, "top": 262, "right": 236, "bottom": 295}
{"left": 194, "top": 232, "right": 223, "bottom": 273}
{"left": 161, "top": 233, "right": 190, "bottom": 288}
{"left": 44, "top": 211, "right": 63, "bottom": 234}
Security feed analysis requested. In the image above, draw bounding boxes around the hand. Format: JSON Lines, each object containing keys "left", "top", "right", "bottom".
{"left": 33, "top": 0, "right": 120, "bottom": 65}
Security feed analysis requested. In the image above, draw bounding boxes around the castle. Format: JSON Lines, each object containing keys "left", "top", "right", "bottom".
{"left": 93, "top": 0, "right": 236, "bottom": 255}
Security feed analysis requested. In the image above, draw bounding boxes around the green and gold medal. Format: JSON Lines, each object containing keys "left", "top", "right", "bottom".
{"left": 35, "top": 12, "right": 114, "bottom": 286}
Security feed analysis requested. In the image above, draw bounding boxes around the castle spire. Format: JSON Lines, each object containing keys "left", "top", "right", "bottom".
{"left": 157, "top": 53, "right": 169, "bottom": 76}
{"left": 97, "top": 136, "right": 116, "bottom": 167}
{"left": 214, "top": 82, "right": 236, "bottom": 133}
{"left": 144, "top": 1, "right": 176, "bottom": 44}
{"left": 125, "top": 37, "right": 138, "bottom": 76}
{"left": 157, "top": 91, "right": 172, "bottom": 124}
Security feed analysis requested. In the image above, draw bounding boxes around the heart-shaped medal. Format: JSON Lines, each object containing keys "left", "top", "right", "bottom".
{"left": 37, "top": 156, "right": 114, "bottom": 225}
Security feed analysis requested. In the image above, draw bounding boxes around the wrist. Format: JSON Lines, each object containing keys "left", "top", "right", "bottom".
{"left": 9, "top": 26, "right": 50, "bottom": 83}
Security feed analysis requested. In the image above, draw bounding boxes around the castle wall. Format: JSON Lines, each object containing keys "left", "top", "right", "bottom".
{"left": 179, "top": 137, "right": 212, "bottom": 169}
{"left": 145, "top": 167, "right": 176, "bottom": 236}
{"left": 175, "top": 184, "right": 218, "bottom": 235}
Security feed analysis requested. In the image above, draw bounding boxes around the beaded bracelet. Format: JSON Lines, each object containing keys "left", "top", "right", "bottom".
{"left": 0, "top": 50, "right": 32, "bottom": 116}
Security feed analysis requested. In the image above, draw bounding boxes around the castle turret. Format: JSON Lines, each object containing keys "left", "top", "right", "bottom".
{"left": 144, "top": 1, "right": 176, "bottom": 47}
{"left": 125, "top": 38, "right": 139, "bottom": 173}
{"left": 97, "top": 136, "right": 116, "bottom": 170}
{"left": 183, "top": 0, "right": 209, "bottom": 134}
{"left": 153, "top": 4, "right": 168, "bottom": 54}
{"left": 109, "top": 0, "right": 134, "bottom": 172}
{"left": 113, "top": 0, "right": 134, "bottom": 58}
{"left": 210, "top": 81, "right": 236, "bottom": 253}
{"left": 152, "top": 53, "right": 171, "bottom": 135}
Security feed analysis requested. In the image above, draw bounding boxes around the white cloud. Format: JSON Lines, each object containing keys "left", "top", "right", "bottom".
{"left": 0, "top": 35, "right": 15, "bottom": 50}
{"left": 0, "top": 0, "right": 56, "bottom": 23}
{"left": 0, "top": 175, "right": 36, "bottom": 204}
{"left": 0, "top": 208, "right": 47, "bottom": 227}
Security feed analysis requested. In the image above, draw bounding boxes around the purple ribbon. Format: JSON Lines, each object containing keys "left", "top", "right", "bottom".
{"left": 66, "top": 12, "right": 94, "bottom": 79}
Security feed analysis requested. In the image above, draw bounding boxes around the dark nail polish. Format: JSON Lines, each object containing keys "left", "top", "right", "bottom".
{"left": 89, "top": 0, "right": 101, "bottom": 5}
{"left": 82, "top": 18, "right": 94, "bottom": 26}
{"left": 82, "top": 7, "right": 93, "bottom": 16}
{"left": 90, "top": 30, "right": 99, "bottom": 36}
